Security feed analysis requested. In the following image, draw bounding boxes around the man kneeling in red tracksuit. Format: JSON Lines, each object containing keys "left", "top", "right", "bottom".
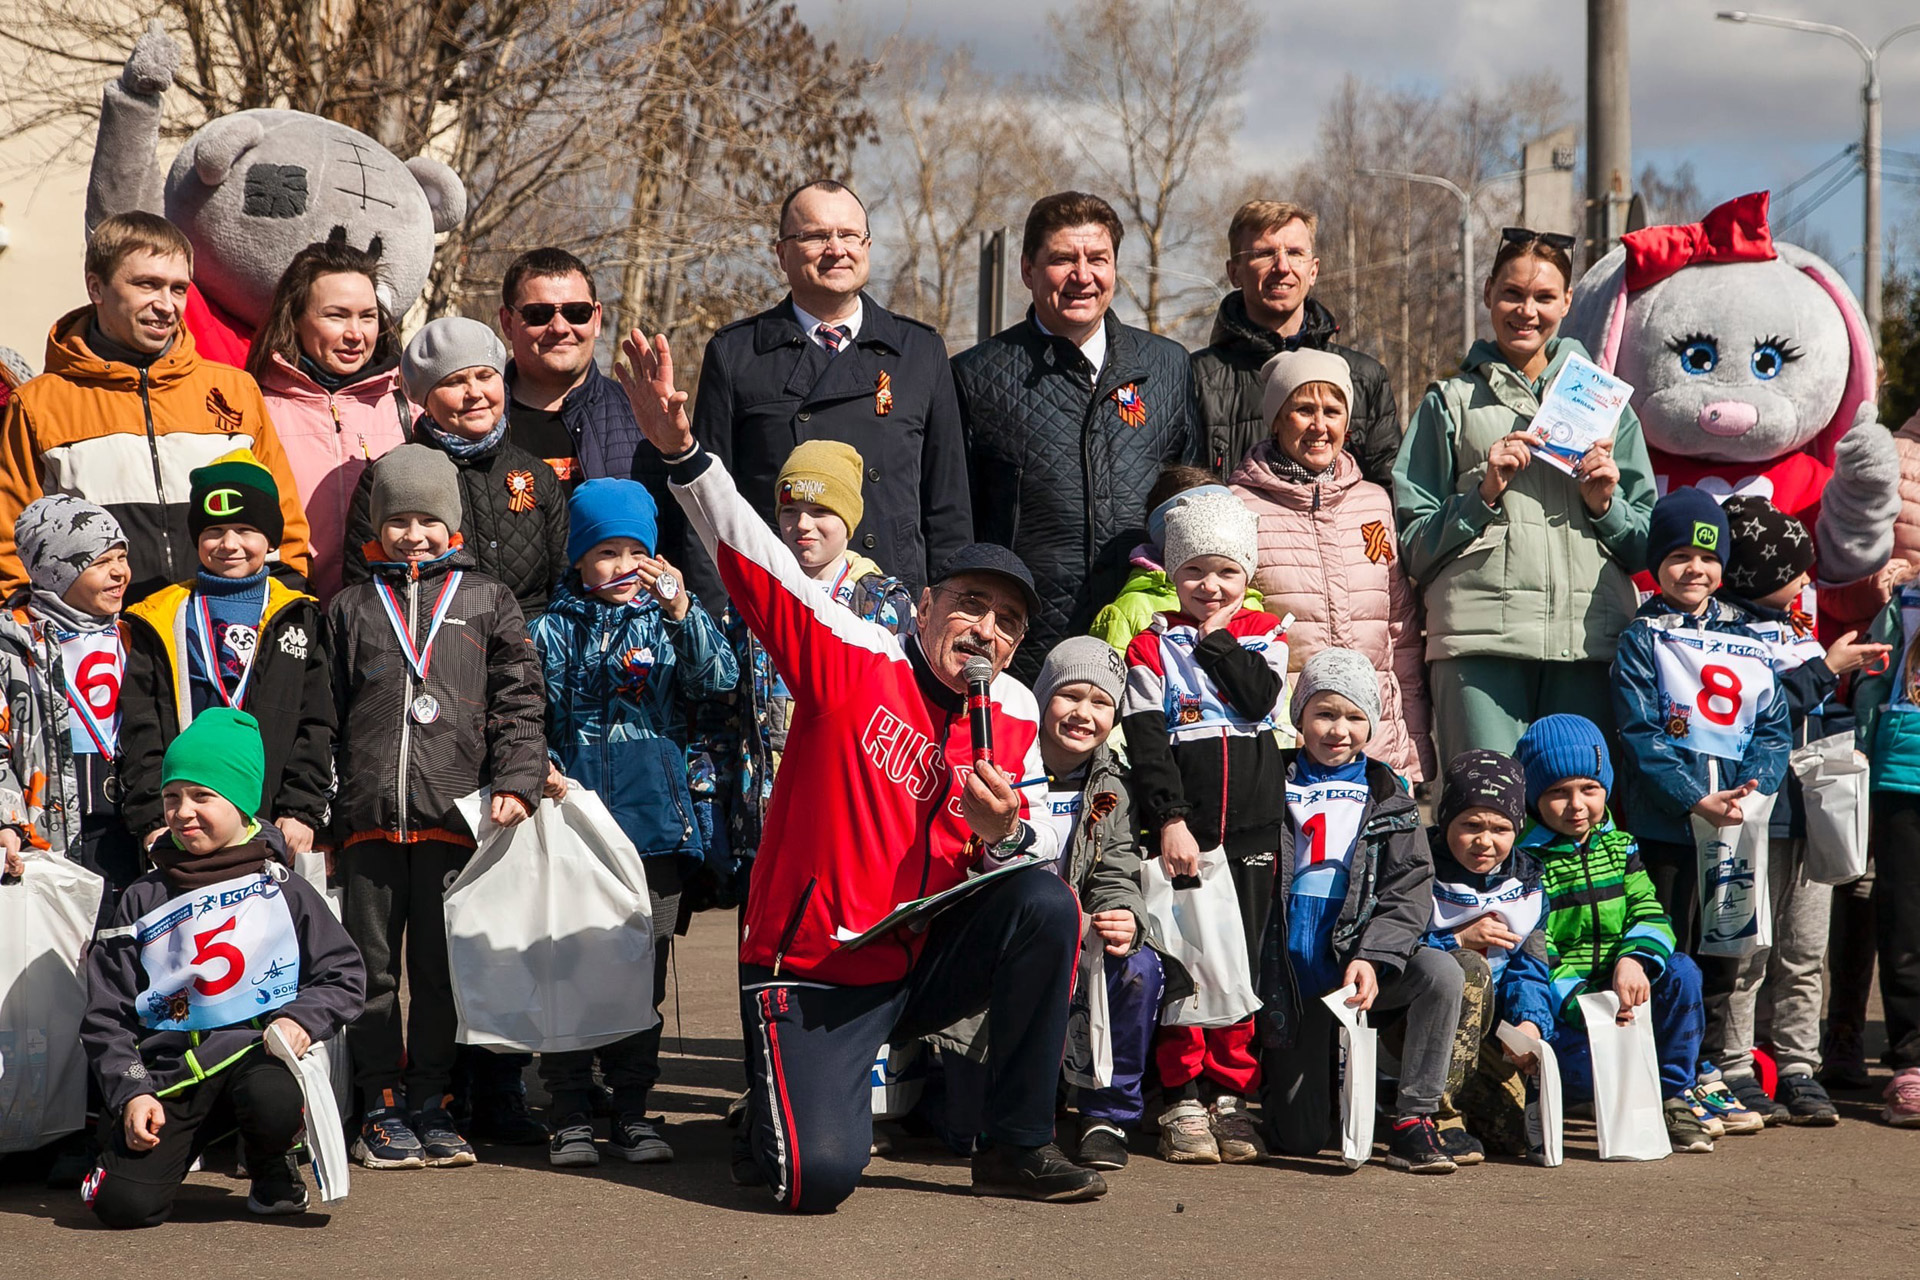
{"left": 618, "top": 331, "right": 1101, "bottom": 1209}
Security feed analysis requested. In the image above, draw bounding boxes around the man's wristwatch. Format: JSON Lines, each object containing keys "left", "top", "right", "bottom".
{"left": 991, "top": 823, "right": 1031, "bottom": 855}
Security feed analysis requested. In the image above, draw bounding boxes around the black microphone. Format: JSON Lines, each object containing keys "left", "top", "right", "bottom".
{"left": 964, "top": 656, "right": 994, "bottom": 765}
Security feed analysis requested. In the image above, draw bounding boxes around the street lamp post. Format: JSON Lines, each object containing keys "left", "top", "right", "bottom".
{"left": 1359, "top": 165, "right": 1569, "bottom": 350}
{"left": 1718, "top": 11, "right": 1920, "bottom": 344}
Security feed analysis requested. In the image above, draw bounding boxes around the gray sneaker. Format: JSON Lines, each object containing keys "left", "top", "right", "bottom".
{"left": 547, "top": 1114, "right": 599, "bottom": 1167}
{"left": 1156, "top": 1099, "right": 1220, "bottom": 1164}
{"left": 1664, "top": 1096, "right": 1715, "bottom": 1153}
{"left": 609, "top": 1115, "right": 673, "bottom": 1164}
{"left": 1208, "top": 1096, "right": 1267, "bottom": 1163}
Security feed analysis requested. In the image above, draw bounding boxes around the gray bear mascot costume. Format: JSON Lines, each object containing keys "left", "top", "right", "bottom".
{"left": 85, "top": 22, "right": 467, "bottom": 368}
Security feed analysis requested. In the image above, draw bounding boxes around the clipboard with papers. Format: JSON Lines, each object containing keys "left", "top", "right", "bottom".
{"left": 833, "top": 855, "right": 1050, "bottom": 952}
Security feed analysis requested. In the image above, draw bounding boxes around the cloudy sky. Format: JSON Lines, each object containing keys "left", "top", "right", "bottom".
{"left": 793, "top": 0, "right": 1920, "bottom": 291}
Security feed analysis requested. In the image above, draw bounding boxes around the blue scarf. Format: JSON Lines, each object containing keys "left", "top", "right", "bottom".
{"left": 187, "top": 568, "right": 269, "bottom": 707}
{"left": 422, "top": 413, "right": 507, "bottom": 460}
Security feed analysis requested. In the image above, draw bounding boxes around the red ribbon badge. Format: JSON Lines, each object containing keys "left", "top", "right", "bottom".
{"left": 875, "top": 370, "right": 893, "bottom": 417}
{"left": 1622, "top": 191, "right": 1776, "bottom": 292}
{"left": 1112, "top": 384, "right": 1146, "bottom": 428}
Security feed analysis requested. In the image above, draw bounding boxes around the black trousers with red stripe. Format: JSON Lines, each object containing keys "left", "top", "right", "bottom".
{"left": 740, "top": 866, "right": 1080, "bottom": 1213}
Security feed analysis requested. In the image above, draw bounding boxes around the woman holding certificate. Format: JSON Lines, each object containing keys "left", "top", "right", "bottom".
{"left": 1392, "top": 230, "right": 1657, "bottom": 764}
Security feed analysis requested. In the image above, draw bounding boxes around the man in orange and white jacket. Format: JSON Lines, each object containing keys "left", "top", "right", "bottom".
{"left": 619, "top": 327, "right": 1104, "bottom": 1211}
{"left": 0, "top": 212, "right": 309, "bottom": 601}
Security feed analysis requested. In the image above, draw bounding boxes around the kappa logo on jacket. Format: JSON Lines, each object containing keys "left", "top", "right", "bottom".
{"left": 278, "top": 626, "right": 308, "bottom": 660}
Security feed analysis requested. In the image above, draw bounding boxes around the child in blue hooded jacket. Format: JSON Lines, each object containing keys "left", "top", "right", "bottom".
{"left": 527, "top": 478, "right": 738, "bottom": 1167}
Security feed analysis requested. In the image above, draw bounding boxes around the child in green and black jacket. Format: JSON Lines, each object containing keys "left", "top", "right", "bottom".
{"left": 1514, "top": 714, "right": 1714, "bottom": 1154}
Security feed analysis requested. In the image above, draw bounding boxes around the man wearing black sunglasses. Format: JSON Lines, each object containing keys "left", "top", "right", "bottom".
{"left": 497, "top": 246, "right": 647, "bottom": 490}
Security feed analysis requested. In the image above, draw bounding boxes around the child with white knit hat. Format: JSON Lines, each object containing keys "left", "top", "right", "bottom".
{"left": 1118, "top": 489, "right": 1288, "bottom": 1166}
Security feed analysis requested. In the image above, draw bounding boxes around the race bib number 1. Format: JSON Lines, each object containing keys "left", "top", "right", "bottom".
{"left": 133, "top": 872, "right": 301, "bottom": 1031}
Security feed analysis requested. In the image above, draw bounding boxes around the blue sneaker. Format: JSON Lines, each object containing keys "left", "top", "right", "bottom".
{"left": 1691, "top": 1065, "right": 1765, "bottom": 1135}
{"left": 353, "top": 1092, "right": 426, "bottom": 1169}
{"left": 413, "top": 1098, "right": 478, "bottom": 1167}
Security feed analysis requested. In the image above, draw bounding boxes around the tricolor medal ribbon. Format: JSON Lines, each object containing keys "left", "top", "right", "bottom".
{"left": 375, "top": 570, "right": 464, "bottom": 690}
{"left": 193, "top": 592, "right": 264, "bottom": 709}
{"left": 1112, "top": 383, "right": 1146, "bottom": 428}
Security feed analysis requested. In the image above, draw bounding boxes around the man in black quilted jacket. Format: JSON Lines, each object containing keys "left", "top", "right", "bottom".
{"left": 660, "top": 180, "right": 973, "bottom": 609}
{"left": 1190, "top": 200, "right": 1399, "bottom": 484}
{"left": 952, "top": 191, "right": 1200, "bottom": 684}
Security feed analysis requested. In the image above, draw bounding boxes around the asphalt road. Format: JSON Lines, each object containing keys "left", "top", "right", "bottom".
{"left": 4, "top": 916, "right": 1918, "bottom": 1279}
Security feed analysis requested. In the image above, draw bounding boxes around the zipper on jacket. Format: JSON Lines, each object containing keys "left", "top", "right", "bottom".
{"left": 1577, "top": 833, "right": 1602, "bottom": 974}
{"left": 138, "top": 368, "right": 179, "bottom": 582}
{"left": 395, "top": 566, "right": 418, "bottom": 841}
{"left": 772, "top": 876, "right": 817, "bottom": 977}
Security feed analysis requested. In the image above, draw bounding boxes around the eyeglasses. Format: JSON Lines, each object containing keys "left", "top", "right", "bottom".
{"left": 515, "top": 301, "right": 597, "bottom": 327}
{"left": 1499, "top": 226, "right": 1576, "bottom": 253}
{"left": 936, "top": 587, "right": 1028, "bottom": 642}
{"left": 777, "top": 228, "right": 872, "bottom": 252}
{"left": 1232, "top": 246, "right": 1314, "bottom": 273}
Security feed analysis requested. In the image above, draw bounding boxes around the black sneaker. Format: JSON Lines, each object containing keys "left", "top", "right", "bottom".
{"left": 246, "top": 1153, "right": 311, "bottom": 1215}
{"left": 1075, "top": 1120, "right": 1130, "bottom": 1171}
{"left": 353, "top": 1096, "right": 426, "bottom": 1170}
{"left": 1727, "top": 1074, "right": 1789, "bottom": 1127}
{"left": 412, "top": 1101, "right": 478, "bottom": 1168}
{"left": 1384, "top": 1115, "right": 1456, "bottom": 1174}
{"left": 608, "top": 1114, "right": 673, "bottom": 1164}
{"left": 970, "top": 1143, "right": 1108, "bottom": 1202}
{"left": 548, "top": 1114, "right": 598, "bottom": 1167}
{"left": 470, "top": 1083, "right": 550, "bottom": 1145}
{"left": 730, "top": 1128, "right": 767, "bottom": 1186}
{"left": 1437, "top": 1122, "right": 1484, "bottom": 1166}
{"left": 1778, "top": 1071, "right": 1839, "bottom": 1126}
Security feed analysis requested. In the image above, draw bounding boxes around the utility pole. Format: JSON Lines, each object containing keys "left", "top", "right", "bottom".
{"left": 1719, "top": 12, "right": 1920, "bottom": 345}
{"left": 1586, "top": 0, "right": 1632, "bottom": 265}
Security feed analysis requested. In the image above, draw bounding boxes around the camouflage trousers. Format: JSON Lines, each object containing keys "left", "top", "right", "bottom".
{"left": 1385, "top": 948, "right": 1530, "bottom": 1156}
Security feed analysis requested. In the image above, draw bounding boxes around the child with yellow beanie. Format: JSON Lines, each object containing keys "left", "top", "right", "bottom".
{"left": 119, "top": 449, "right": 334, "bottom": 860}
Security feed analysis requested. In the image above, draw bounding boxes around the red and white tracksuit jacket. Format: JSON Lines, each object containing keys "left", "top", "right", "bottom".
{"left": 669, "top": 449, "right": 1054, "bottom": 986}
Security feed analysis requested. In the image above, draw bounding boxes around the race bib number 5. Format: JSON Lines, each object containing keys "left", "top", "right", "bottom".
{"left": 133, "top": 872, "right": 301, "bottom": 1031}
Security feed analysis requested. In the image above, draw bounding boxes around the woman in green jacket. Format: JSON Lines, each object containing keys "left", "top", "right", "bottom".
{"left": 1393, "top": 231, "right": 1655, "bottom": 763}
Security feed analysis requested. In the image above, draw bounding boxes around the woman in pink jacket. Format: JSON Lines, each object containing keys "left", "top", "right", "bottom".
{"left": 245, "top": 232, "right": 412, "bottom": 603}
{"left": 1229, "top": 348, "right": 1436, "bottom": 781}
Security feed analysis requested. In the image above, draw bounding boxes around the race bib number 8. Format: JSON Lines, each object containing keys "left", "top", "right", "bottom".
{"left": 133, "top": 872, "right": 301, "bottom": 1031}
{"left": 1653, "top": 629, "right": 1777, "bottom": 761}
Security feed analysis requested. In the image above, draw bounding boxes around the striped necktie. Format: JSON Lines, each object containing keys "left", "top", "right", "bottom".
{"left": 815, "top": 323, "right": 850, "bottom": 354}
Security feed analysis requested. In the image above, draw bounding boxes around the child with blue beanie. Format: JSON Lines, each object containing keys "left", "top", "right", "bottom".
{"left": 528, "top": 477, "right": 738, "bottom": 1168}
{"left": 1515, "top": 713, "right": 1714, "bottom": 1153}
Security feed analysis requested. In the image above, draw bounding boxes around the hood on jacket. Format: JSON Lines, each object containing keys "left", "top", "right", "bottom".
{"left": 1205, "top": 292, "right": 1343, "bottom": 359}
{"left": 260, "top": 350, "right": 405, "bottom": 403}
{"left": 1229, "top": 439, "right": 1364, "bottom": 508}
{"left": 1427, "top": 824, "right": 1543, "bottom": 893}
{"left": 41, "top": 305, "right": 205, "bottom": 393}
{"left": 1459, "top": 335, "right": 1583, "bottom": 390}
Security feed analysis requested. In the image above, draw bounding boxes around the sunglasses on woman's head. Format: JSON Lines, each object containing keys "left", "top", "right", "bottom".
{"left": 1499, "top": 226, "right": 1576, "bottom": 252}
{"left": 516, "top": 301, "right": 597, "bottom": 327}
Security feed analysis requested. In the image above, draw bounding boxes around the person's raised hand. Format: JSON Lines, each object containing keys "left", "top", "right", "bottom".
{"left": 1824, "top": 629, "right": 1891, "bottom": 677}
{"left": 1343, "top": 958, "right": 1379, "bottom": 1011}
{"left": 638, "top": 553, "right": 690, "bottom": 621}
{"left": 961, "top": 760, "right": 1021, "bottom": 847}
{"left": 1479, "top": 431, "right": 1539, "bottom": 506}
{"left": 614, "top": 330, "right": 695, "bottom": 458}
{"left": 1453, "top": 915, "right": 1523, "bottom": 953}
{"left": 1158, "top": 818, "right": 1201, "bottom": 878}
{"left": 1091, "top": 909, "right": 1137, "bottom": 956}
{"left": 1574, "top": 439, "right": 1619, "bottom": 517}
{"left": 124, "top": 1095, "right": 165, "bottom": 1151}
{"left": 1691, "top": 779, "right": 1758, "bottom": 829}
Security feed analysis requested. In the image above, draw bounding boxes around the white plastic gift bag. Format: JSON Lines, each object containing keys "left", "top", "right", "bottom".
{"left": 0, "top": 852, "right": 103, "bottom": 1153}
{"left": 1792, "top": 732, "right": 1870, "bottom": 885}
{"left": 290, "top": 849, "right": 352, "bottom": 1114}
{"left": 870, "top": 1041, "right": 927, "bottom": 1119}
{"left": 444, "top": 786, "right": 658, "bottom": 1053}
{"left": 1576, "top": 991, "right": 1669, "bottom": 1162}
{"left": 1692, "top": 761, "right": 1776, "bottom": 959}
{"left": 1321, "top": 985, "right": 1377, "bottom": 1170}
{"left": 1496, "top": 1020, "right": 1563, "bottom": 1168}
{"left": 1062, "top": 919, "right": 1114, "bottom": 1091}
{"left": 265, "top": 1022, "right": 349, "bottom": 1202}
{"left": 1142, "top": 845, "right": 1259, "bottom": 1027}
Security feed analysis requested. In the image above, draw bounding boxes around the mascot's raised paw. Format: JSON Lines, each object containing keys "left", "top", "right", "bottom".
{"left": 122, "top": 18, "right": 178, "bottom": 96}
{"left": 1817, "top": 403, "right": 1900, "bottom": 585}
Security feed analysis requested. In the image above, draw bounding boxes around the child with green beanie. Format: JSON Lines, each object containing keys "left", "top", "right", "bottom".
{"left": 529, "top": 477, "right": 737, "bottom": 1168}
{"left": 326, "top": 442, "right": 547, "bottom": 1173}
{"left": 120, "top": 447, "right": 335, "bottom": 861}
{"left": 81, "top": 707, "right": 365, "bottom": 1227}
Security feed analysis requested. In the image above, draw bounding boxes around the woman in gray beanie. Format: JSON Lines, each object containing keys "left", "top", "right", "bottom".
{"left": 341, "top": 316, "right": 570, "bottom": 617}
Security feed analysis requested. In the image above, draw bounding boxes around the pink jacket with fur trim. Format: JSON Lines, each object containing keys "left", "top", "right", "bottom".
{"left": 1230, "top": 441, "right": 1436, "bottom": 781}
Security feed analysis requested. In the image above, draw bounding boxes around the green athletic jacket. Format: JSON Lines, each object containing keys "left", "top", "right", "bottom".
{"left": 1520, "top": 813, "right": 1676, "bottom": 1026}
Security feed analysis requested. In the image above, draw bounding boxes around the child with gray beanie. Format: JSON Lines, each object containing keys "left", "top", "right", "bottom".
{"left": 1260, "top": 646, "right": 1466, "bottom": 1174}
{"left": 344, "top": 317, "right": 570, "bottom": 618}
{"left": 0, "top": 494, "right": 139, "bottom": 898}
{"left": 1118, "top": 491, "right": 1287, "bottom": 1166}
